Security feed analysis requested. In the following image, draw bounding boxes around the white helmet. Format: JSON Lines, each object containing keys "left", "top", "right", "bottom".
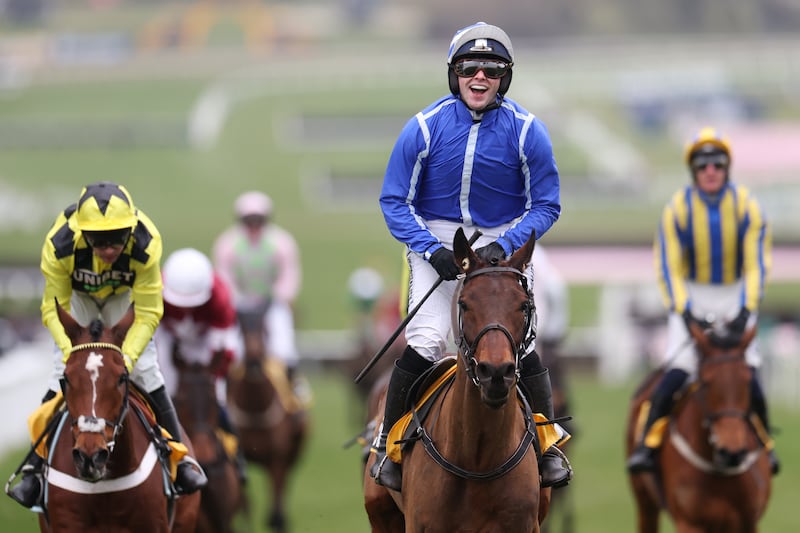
{"left": 162, "top": 248, "right": 214, "bottom": 307}
{"left": 234, "top": 191, "right": 273, "bottom": 219}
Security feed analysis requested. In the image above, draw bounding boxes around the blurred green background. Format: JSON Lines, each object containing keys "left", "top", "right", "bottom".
{"left": 1, "top": 1, "right": 799, "bottom": 531}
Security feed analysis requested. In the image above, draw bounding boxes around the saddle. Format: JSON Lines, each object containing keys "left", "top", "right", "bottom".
{"left": 386, "top": 358, "right": 563, "bottom": 465}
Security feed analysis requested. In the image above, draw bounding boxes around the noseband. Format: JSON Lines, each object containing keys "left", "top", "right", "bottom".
{"left": 64, "top": 342, "right": 131, "bottom": 453}
{"left": 457, "top": 266, "right": 536, "bottom": 387}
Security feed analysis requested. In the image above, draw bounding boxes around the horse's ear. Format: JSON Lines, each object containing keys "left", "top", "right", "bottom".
{"left": 688, "top": 320, "right": 711, "bottom": 352}
{"left": 111, "top": 304, "right": 135, "bottom": 343}
{"left": 508, "top": 230, "right": 537, "bottom": 271}
{"left": 55, "top": 298, "right": 84, "bottom": 343}
{"left": 453, "top": 227, "right": 478, "bottom": 273}
{"left": 740, "top": 325, "right": 757, "bottom": 350}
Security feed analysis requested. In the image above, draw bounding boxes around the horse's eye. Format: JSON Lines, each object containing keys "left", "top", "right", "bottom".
{"left": 458, "top": 300, "right": 468, "bottom": 312}
{"left": 118, "top": 374, "right": 127, "bottom": 386}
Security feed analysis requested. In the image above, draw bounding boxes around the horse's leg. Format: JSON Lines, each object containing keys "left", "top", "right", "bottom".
{"left": 363, "top": 454, "right": 404, "bottom": 533}
{"left": 266, "top": 462, "right": 289, "bottom": 533}
{"left": 673, "top": 521, "right": 705, "bottom": 533}
{"left": 630, "top": 475, "right": 660, "bottom": 533}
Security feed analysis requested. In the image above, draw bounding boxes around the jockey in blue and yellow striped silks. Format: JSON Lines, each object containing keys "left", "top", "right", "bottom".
{"left": 655, "top": 182, "right": 771, "bottom": 318}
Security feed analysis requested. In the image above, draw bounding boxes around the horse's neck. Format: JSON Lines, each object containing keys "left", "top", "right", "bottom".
{"left": 673, "top": 393, "right": 713, "bottom": 455}
{"left": 106, "top": 410, "right": 147, "bottom": 474}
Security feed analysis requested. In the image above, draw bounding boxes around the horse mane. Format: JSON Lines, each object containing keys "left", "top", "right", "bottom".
{"left": 89, "top": 319, "right": 105, "bottom": 341}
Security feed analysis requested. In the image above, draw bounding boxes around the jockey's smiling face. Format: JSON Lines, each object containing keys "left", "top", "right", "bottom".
{"left": 454, "top": 58, "right": 505, "bottom": 112}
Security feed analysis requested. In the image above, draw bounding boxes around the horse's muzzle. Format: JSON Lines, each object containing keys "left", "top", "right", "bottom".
{"left": 714, "top": 447, "right": 748, "bottom": 469}
{"left": 73, "top": 447, "right": 109, "bottom": 482}
{"left": 475, "top": 361, "right": 516, "bottom": 409}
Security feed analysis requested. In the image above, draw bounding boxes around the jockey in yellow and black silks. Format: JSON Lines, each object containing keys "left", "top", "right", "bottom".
{"left": 9, "top": 182, "right": 207, "bottom": 509}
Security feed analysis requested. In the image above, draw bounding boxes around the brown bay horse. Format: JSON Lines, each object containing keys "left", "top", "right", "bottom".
{"left": 173, "top": 361, "right": 243, "bottom": 533}
{"left": 41, "top": 303, "right": 199, "bottom": 532}
{"left": 364, "top": 227, "right": 550, "bottom": 533}
{"left": 626, "top": 322, "right": 772, "bottom": 533}
{"left": 227, "top": 315, "right": 308, "bottom": 533}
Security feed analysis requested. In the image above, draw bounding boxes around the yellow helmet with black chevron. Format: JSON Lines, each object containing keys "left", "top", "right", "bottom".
{"left": 75, "top": 181, "right": 138, "bottom": 232}
{"left": 684, "top": 126, "right": 732, "bottom": 166}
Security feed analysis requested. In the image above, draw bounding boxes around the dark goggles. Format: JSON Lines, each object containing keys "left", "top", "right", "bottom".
{"left": 452, "top": 58, "right": 511, "bottom": 79}
{"left": 691, "top": 153, "right": 729, "bottom": 171}
{"left": 84, "top": 229, "right": 131, "bottom": 249}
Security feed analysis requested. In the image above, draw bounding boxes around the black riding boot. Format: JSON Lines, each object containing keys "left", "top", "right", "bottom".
{"left": 369, "top": 347, "right": 432, "bottom": 491}
{"left": 219, "top": 404, "right": 248, "bottom": 485}
{"left": 8, "top": 389, "right": 57, "bottom": 508}
{"left": 750, "top": 370, "right": 780, "bottom": 475}
{"left": 519, "top": 363, "right": 573, "bottom": 489}
{"left": 150, "top": 386, "right": 208, "bottom": 494}
{"left": 8, "top": 454, "right": 44, "bottom": 508}
{"left": 627, "top": 368, "right": 688, "bottom": 473}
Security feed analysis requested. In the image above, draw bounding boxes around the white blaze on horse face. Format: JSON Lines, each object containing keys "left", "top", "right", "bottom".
{"left": 77, "top": 351, "right": 107, "bottom": 433}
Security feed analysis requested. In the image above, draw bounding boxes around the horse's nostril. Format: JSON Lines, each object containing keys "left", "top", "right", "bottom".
{"left": 475, "top": 362, "right": 492, "bottom": 381}
{"left": 95, "top": 449, "right": 109, "bottom": 467}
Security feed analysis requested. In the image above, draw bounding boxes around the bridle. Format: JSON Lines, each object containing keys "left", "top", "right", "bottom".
{"left": 696, "top": 352, "right": 751, "bottom": 426}
{"left": 62, "top": 342, "right": 131, "bottom": 454}
{"left": 456, "top": 266, "right": 536, "bottom": 387}
{"left": 669, "top": 349, "right": 761, "bottom": 475}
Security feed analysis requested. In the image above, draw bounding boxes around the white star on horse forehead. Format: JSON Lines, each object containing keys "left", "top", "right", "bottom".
{"left": 85, "top": 351, "right": 104, "bottom": 379}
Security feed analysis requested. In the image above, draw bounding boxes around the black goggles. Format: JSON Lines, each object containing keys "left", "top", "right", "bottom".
{"left": 453, "top": 58, "right": 511, "bottom": 79}
{"left": 691, "top": 153, "right": 729, "bottom": 171}
{"left": 84, "top": 229, "right": 131, "bottom": 249}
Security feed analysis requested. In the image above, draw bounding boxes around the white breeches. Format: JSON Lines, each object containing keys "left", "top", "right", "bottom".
{"left": 663, "top": 281, "right": 761, "bottom": 376}
{"left": 263, "top": 301, "right": 299, "bottom": 367}
{"left": 405, "top": 220, "right": 536, "bottom": 362}
{"left": 49, "top": 291, "right": 165, "bottom": 393}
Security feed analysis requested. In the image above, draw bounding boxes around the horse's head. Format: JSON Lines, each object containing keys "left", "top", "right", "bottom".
{"left": 175, "top": 362, "right": 219, "bottom": 436}
{"left": 57, "top": 301, "right": 134, "bottom": 482}
{"left": 453, "top": 228, "right": 537, "bottom": 409}
{"left": 689, "top": 320, "right": 757, "bottom": 470}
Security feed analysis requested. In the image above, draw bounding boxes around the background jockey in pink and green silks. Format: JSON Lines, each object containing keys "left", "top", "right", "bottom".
{"left": 212, "top": 191, "right": 302, "bottom": 378}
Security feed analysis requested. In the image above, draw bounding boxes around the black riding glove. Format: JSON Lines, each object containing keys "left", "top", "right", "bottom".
{"left": 475, "top": 241, "right": 506, "bottom": 265}
{"left": 429, "top": 248, "right": 460, "bottom": 280}
{"left": 719, "top": 307, "right": 751, "bottom": 346}
{"left": 681, "top": 308, "right": 710, "bottom": 331}
{"left": 728, "top": 308, "right": 751, "bottom": 335}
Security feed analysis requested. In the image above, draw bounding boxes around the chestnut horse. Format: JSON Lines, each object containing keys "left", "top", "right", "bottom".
{"left": 364, "top": 227, "right": 550, "bottom": 533}
{"left": 626, "top": 321, "right": 772, "bottom": 532}
{"left": 41, "top": 303, "right": 199, "bottom": 532}
{"left": 173, "top": 361, "right": 243, "bottom": 533}
{"left": 227, "top": 316, "right": 308, "bottom": 533}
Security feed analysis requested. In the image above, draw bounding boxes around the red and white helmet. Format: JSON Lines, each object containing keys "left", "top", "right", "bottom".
{"left": 162, "top": 248, "right": 214, "bottom": 307}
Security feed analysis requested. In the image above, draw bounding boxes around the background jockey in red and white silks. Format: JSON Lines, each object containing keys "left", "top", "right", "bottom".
{"left": 155, "top": 248, "right": 247, "bottom": 483}
{"left": 155, "top": 248, "right": 241, "bottom": 403}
